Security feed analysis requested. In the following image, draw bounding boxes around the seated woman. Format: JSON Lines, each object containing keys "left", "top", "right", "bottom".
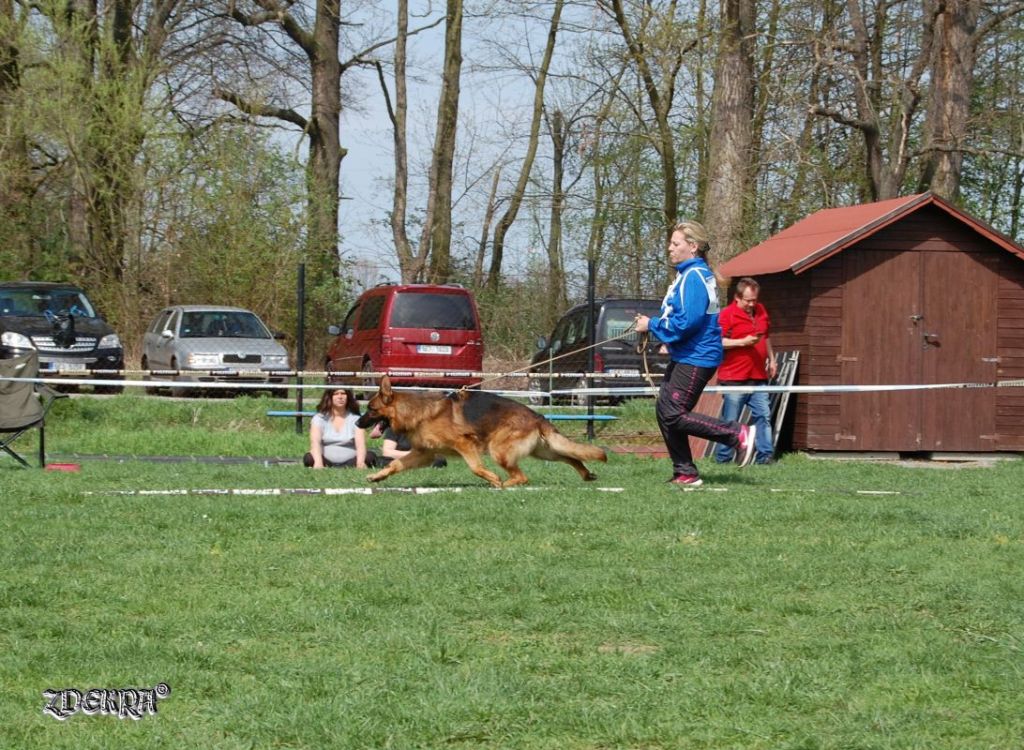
{"left": 304, "top": 388, "right": 377, "bottom": 469}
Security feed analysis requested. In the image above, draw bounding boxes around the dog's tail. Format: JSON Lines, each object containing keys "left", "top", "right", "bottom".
{"left": 540, "top": 423, "right": 608, "bottom": 463}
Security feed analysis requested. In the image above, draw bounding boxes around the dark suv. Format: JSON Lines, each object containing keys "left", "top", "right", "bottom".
{"left": 528, "top": 298, "right": 668, "bottom": 403}
{"left": 0, "top": 282, "right": 124, "bottom": 392}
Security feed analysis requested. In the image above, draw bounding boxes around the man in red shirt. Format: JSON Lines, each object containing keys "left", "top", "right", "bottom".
{"left": 714, "top": 277, "right": 777, "bottom": 464}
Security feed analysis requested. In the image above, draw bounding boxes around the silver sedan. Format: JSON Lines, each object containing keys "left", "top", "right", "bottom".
{"left": 141, "top": 305, "right": 290, "bottom": 397}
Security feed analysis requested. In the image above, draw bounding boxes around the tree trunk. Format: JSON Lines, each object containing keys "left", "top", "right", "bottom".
{"left": 386, "top": 0, "right": 415, "bottom": 281}
{"left": 307, "top": 0, "right": 343, "bottom": 292}
{"left": 425, "top": 0, "right": 462, "bottom": 284}
{"left": 545, "top": 109, "right": 567, "bottom": 319}
{"left": 0, "top": 0, "right": 30, "bottom": 260}
{"left": 919, "top": 1, "right": 980, "bottom": 199}
{"left": 486, "top": 0, "right": 563, "bottom": 292}
{"left": 474, "top": 166, "right": 501, "bottom": 288}
{"left": 703, "top": 0, "right": 755, "bottom": 268}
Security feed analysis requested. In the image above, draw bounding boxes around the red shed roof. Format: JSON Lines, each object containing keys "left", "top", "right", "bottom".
{"left": 720, "top": 192, "right": 1024, "bottom": 277}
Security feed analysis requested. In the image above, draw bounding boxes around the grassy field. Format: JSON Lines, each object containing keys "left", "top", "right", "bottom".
{"left": 1, "top": 395, "right": 1022, "bottom": 748}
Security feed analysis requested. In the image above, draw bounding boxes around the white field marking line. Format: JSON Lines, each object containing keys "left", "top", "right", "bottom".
{"left": 81, "top": 485, "right": 625, "bottom": 497}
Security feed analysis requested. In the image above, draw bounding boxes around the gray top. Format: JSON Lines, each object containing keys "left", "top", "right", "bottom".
{"left": 312, "top": 412, "right": 359, "bottom": 465}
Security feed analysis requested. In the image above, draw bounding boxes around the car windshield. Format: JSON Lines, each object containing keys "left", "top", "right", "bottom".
{"left": 602, "top": 303, "right": 661, "bottom": 344}
{"left": 0, "top": 288, "right": 97, "bottom": 318}
{"left": 179, "top": 311, "right": 271, "bottom": 339}
{"left": 390, "top": 293, "right": 477, "bottom": 330}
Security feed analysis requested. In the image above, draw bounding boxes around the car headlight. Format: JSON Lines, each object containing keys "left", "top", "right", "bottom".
{"left": 263, "top": 354, "right": 289, "bottom": 366}
{"left": 98, "top": 333, "right": 122, "bottom": 349}
{"left": 1, "top": 331, "right": 35, "bottom": 349}
{"left": 186, "top": 353, "right": 223, "bottom": 368}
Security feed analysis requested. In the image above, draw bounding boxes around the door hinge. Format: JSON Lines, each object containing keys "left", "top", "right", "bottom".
{"left": 836, "top": 355, "right": 858, "bottom": 363}
{"left": 981, "top": 357, "right": 1001, "bottom": 364}
{"left": 834, "top": 433, "right": 858, "bottom": 442}
{"left": 980, "top": 434, "right": 998, "bottom": 441}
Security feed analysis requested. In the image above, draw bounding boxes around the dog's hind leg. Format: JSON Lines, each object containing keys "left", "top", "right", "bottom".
{"left": 531, "top": 443, "right": 598, "bottom": 481}
{"left": 487, "top": 430, "right": 538, "bottom": 487}
{"left": 557, "top": 456, "right": 597, "bottom": 481}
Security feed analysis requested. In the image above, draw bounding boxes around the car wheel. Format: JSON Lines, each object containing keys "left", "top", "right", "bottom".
{"left": 568, "top": 377, "right": 589, "bottom": 408}
{"left": 527, "top": 377, "right": 549, "bottom": 407}
{"left": 359, "top": 360, "right": 377, "bottom": 398}
{"left": 141, "top": 357, "right": 162, "bottom": 395}
{"left": 169, "top": 359, "right": 193, "bottom": 398}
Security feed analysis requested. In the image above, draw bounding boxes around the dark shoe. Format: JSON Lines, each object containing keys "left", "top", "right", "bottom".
{"left": 735, "top": 425, "right": 757, "bottom": 468}
{"left": 668, "top": 474, "right": 703, "bottom": 487}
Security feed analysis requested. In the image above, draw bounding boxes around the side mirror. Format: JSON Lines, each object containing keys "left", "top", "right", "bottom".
{"left": 273, "top": 331, "right": 286, "bottom": 340}
{"left": 536, "top": 335, "right": 548, "bottom": 351}
{"left": 327, "top": 324, "right": 341, "bottom": 336}
{"left": 161, "top": 329, "right": 174, "bottom": 339}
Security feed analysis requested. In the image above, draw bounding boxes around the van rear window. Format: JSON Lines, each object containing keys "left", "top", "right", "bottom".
{"left": 390, "top": 293, "right": 477, "bottom": 330}
{"left": 602, "top": 303, "right": 661, "bottom": 343}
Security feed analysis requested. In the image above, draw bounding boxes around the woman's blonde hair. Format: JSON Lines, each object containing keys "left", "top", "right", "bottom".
{"left": 673, "top": 220, "right": 711, "bottom": 259}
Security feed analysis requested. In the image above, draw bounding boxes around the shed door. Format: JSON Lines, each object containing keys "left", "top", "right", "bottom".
{"left": 918, "top": 252, "right": 998, "bottom": 450}
{"left": 839, "top": 250, "right": 997, "bottom": 451}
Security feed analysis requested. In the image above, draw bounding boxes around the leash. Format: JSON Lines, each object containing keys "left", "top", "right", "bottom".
{"left": 463, "top": 321, "right": 645, "bottom": 393}
{"left": 636, "top": 330, "right": 657, "bottom": 390}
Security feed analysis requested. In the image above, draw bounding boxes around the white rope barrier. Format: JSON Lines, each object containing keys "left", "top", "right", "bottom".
{"left": 1, "top": 374, "right": 1021, "bottom": 396}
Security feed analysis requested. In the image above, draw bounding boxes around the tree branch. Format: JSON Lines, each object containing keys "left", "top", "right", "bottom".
{"left": 228, "top": 0, "right": 315, "bottom": 57}
{"left": 213, "top": 86, "right": 309, "bottom": 130}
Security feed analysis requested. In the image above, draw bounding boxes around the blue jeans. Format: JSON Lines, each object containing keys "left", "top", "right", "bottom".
{"left": 714, "top": 382, "right": 773, "bottom": 463}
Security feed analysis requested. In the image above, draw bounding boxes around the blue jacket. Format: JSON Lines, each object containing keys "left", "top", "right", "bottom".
{"left": 648, "top": 258, "right": 723, "bottom": 367}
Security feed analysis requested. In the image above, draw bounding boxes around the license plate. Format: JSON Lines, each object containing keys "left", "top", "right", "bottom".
{"left": 52, "top": 362, "right": 87, "bottom": 372}
{"left": 416, "top": 345, "right": 452, "bottom": 355}
{"left": 608, "top": 368, "right": 640, "bottom": 377}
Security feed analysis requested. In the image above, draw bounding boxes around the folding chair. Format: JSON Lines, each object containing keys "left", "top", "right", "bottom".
{"left": 0, "top": 351, "right": 67, "bottom": 468}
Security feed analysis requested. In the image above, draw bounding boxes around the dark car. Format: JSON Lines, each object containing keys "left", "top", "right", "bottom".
{"left": 0, "top": 282, "right": 124, "bottom": 393}
{"left": 528, "top": 298, "right": 668, "bottom": 404}
{"left": 326, "top": 283, "right": 484, "bottom": 390}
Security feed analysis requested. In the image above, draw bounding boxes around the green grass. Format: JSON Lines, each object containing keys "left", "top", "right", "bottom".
{"left": 1, "top": 396, "right": 1022, "bottom": 748}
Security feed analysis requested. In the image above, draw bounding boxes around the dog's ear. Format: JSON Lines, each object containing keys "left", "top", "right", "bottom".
{"left": 380, "top": 375, "right": 393, "bottom": 402}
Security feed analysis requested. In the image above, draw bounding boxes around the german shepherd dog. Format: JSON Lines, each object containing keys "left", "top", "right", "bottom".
{"left": 356, "top": 376, "right": 607, "bottom": 488}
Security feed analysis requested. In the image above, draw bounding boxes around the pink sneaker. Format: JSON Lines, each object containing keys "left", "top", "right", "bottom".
{"left": 669, "top": 474, "right": 703, "bottom": 487}
{"left": 736, "top": 425, "right": 758, "bottom": 468}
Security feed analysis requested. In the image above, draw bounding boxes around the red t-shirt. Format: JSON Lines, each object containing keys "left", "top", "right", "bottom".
{"left": 718, "top": 301, "right": 770, "bottom": 381}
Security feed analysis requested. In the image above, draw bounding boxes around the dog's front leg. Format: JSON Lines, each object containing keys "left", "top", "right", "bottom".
{"left": 367, "top": 450, "right": 437, "bottom": 482}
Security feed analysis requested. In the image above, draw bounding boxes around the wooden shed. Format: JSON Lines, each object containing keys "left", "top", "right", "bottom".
{"left": 719, "top": 192, "right": 1024, "bottom": 453}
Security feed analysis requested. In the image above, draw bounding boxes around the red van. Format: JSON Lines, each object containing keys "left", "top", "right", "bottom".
{"left": 325, "top": 283, "right": 484, "bottom": 389}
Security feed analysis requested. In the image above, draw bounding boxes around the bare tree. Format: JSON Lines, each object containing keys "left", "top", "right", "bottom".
{"left": 218, "top": 0, "right": 344, "bottom": 300}
{"left": 810, "top": 0, "right": 938, "bottom": 200}
{"left": 602, "top": 0, "right": 688, "bottom": 240}
{"left": 919, "top": 1, "right": 1024, "bottom": 198}
{"left": 486, "top": 0, "right": 564, "bottom": 292}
